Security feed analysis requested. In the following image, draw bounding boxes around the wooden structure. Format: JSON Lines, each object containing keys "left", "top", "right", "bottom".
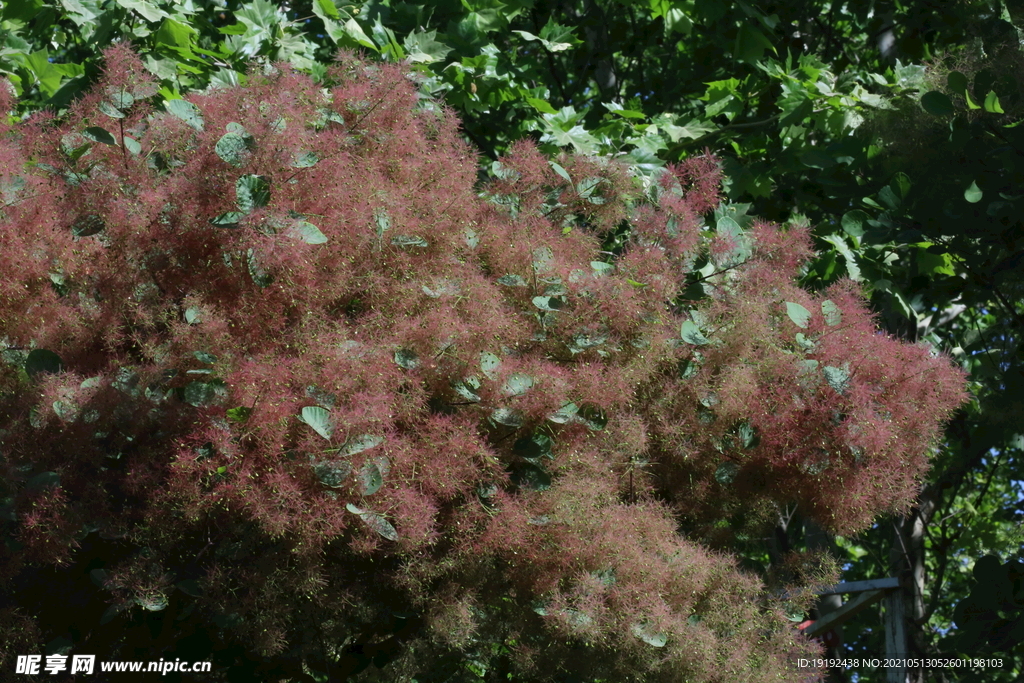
{"left": 802, "top": 577, "right": 906, "bottom": 683}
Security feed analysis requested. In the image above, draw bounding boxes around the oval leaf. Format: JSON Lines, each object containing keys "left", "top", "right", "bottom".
{"left": 343, "top": 434, "right": 384, "bottom": 456}
{"left": 785, "top": 302, "right": 812, "bottom": 328}
{"left": 681, "top": 320, "right": 709, "bottom": 345}
{"left": 821, "top": 300, "right": 842, "bottom": 326}
{"left": 25, "top": 349, "right": 64, "bottom": 377}
{"left": 166, "top": 98, "right": 204, "bottom": 130}
{"left": 480, "top": 352, "right": 502, "bottom": 379}
{"left": 921, "top": 91, "right": 954, "bottom": 116}
{"left": 290, "top": 221, "right": 328, "bottom": 244}
{"left": 215, "top": 132, "right": 251, "bottom": 167}
{"left": 300, "top": 405, "right": 334, "bottom": 440}
{"left": 394, "top": 348, "right": 419, "bottom": 369}
{"left": 83, "top": 126, "right": 117, "bottom": 146}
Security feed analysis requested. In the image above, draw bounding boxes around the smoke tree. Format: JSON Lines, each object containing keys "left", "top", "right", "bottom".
{"left": 0, "top": 46, "right": 966, "bottom": 681}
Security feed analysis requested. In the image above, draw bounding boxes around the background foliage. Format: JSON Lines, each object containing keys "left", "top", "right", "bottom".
{"left": 1, "top": 0, "right": 1022, "bottom": 681}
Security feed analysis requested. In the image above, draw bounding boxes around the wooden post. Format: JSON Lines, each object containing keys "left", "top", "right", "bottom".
{"left": 884, "top": 587, "right": 907, "bottom": 683}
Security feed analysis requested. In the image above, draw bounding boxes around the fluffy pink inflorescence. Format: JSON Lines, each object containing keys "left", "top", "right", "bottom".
{"left": 0, "top": 47, "right": 965, "bottom": 681}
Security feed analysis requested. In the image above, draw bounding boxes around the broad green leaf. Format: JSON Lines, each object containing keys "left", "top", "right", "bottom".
{"left": 394, "top": 349, "right": 419, "bottom": 369}
{"left": 947, "top": 71, "right": 969, "bottom": 94}
{"left": 184, "top": 381, "right": 223, "bottom": 407}
{"left": 403, "top": 29, "right": 451, "bottom": 63}
{"left": 821, "top": 300, "right": 842, "bottom": 326}
{"left": 358, "top": 459, "right": 384, "bottom": 495}
{"left": 890, "top": 171, "right": 911, "bottom": 201}
{"left": 83, "top": 127, "right": 117, "bottom": 146}
{"left": 513, "top": 29, "right": 574, "bottom": 52}
{"left": 785, "top": 302, "right": 812, "bottom": 328}
{"left": 964, "top": 181, "right": 983, "bottom": 203}
{"left": 291, "top": 151, "right": 318, "bottom": 168}
{"left": 215, "top": 132, "right": 252, "bottom": 166}
{"left": 453, "top": 376, "right": 482, "bottom": 402}
{"left": 123, "top": 136, "right": 142, "bottom": 155}
{"left": 165, "top": 98, "right": 204, "bottom": 130}
{"left": 210, "top": 212, "right": 245, "bottom": 227}
{"left": 823, "top": 366, "right": 850, "bottom": 394}
{"left": 590, "top": 261, "right": 614, "bottom": 275}
{"left": 358, "top": 510, "right": 399, "bottom": 540}
{"left": 193, "top": 351, "right": 217, "bottom": 364}
{"left": 532, "top": 296, "right": 564, "bottom": 311}
{"left": 715, "top": 461, "right": 738, "bottom": 484}
{"left": 342, "top": 434, "right": 384, "bottom": 456}
{"left": 236, "top": 175, "right": 270, "bottom": 213}
{"left": 313, "top": 459, "right": 351, "bottom": 488}
{"left": 480, "top": 351, "right": 502, "bottom": 379}
{"left": 921, "top": 91, "right": 954, "bottom": 117}
{"left": 300, "top": 405, "right": 334, "bottom": 440}
{"left": 226, "top": 406, "right": 252, "bottom": 423}
{"left": 511, "top": 462, "right": 552, "bottom": 491}
{"left": 681, "top": 320, "right": 710, "bottom": 345}
{"left": 841, "top": 210, "right": 867, "bottom": 238}
{"left": 502, "top": 373, "right": 534, "bottom": 396}
{"left": 26, "top": 349, "right": 64, "bottom": 377}
{"left": 526, "top": 97, "right": 558, "bottom": 114}
{"left": 184, "top": 307, "right": 202, "bottom": 324}
{"left": 98, "top": 101, "right": 125, "bottom": 119}
{"left": 733, "top": 24, "right": 775, "bottom": 63}
{"left": 821, "top": 234, "right": 862, "bottom": 281}
{"left": 290, "top": 221, "right": 328, "bottom": 245}
{"left": 115, "top": 0, "right": 169, "bottom": 22}
{"left": 497, "top": 274, "right": 528, "bottom": 287}
{"left": 548, "top": 402, "right": 578, "bottom": 424}
{"left": 491, "top": 407, "right": 524, "bottom": 427}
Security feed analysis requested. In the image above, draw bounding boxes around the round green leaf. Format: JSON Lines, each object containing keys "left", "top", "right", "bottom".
{"left": 947, "top": 71, "right": 969, "bottom": 94}
{"left": 300, "top": 405, "right": 334, "bottom": 440}
{"left": 215, "top": 132, "right": 251, "bottom": 167}
{"left": 480, "top": 351, "right": 502, "bottom": 379}
{"left": 921, "top": 91, "right": 954, "bottom": 116}
{"left": 25, "top": 349, "right": 64, "bottom": 377}
{"left": 841, "top": 210, "right": 867, "bottom": 238}
{"left": 502, "top": 373, "right": 535, "bottom": 396}
{"left": 313, "top": 459, "right": 351, "bottom": 488}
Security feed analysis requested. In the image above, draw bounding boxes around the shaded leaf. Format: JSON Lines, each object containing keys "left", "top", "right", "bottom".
{"left": 26, "top": 349, "right": 64, "bottom": 377}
